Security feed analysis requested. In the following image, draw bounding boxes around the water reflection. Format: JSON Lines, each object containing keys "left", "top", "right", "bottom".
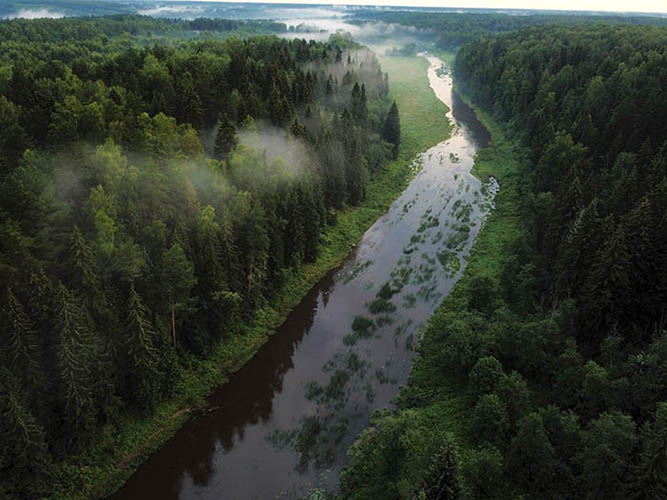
{"left": 113, "top": 55, "right": 497, "bottom": 500}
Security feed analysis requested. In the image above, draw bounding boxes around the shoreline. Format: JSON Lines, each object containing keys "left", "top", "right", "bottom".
{"left": 54, "top": 53, "right": 453, "bottom": 500}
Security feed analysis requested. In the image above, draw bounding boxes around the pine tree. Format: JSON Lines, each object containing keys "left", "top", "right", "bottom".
{"left": 291, "top": 117, "right": 307, "bottom": 139}
{"left": 124, "top": 282, "right": 163, "bottom": 410}
{"left": 4, "top": 288, "right": 43, "bottom": 390}
{"left": 68, "top": 225, "right": 109, "bottom": 322}
{"left": 0, "top": 369, "right": 50, "bottom": 497}
{"left": 382, "top": 101, "right": 401, "bottom": 160}
{"left": 214, "top": 113, "right": 237, "bottom": 160}
{"left": 162, "top": 243, "right": 196, "bottom": 345}
{"left": 350, "top": 83, "right": 368, "bottom": 127}
{"left": 632, "top": 403, "right": 667, "bottom": 499}
{"left": 54, "top": 283, "right": 97, "bottom": 446}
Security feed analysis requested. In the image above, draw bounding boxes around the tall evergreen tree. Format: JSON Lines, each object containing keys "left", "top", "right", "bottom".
{"left": 214, "top": 114, "right": 237, "bottom": 160}
{"left": 123, "top": 283, "right": 163, "bottom": 410}
{"left": 382, "top": 101, "right": 401, "bottom": 160}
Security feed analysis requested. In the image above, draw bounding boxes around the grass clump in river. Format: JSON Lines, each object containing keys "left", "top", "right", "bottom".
{"left": 344, "top": 316, "right": 377, "bottom": 345}
{"left": 368, "top": 297, "right": 397, "bottom": 314}
{"left": 342, "top": 260, "right": 373, "bottom": 284}
{"left": 376, "top": 316, "right": 395, "bottom": 328}
{"left": 445, "top": 223, "right": 471, "bottom": 250}
{"left": 352, "top": 315, "right": 375, "bottom": 334}
{"left": 437, "top": 249, "right": 461, "bottom": 276}
{"left": 390, "top": 259, "right": 414, "bottom": 288}
{"left": 402, "top": 293, "right": 417, "bottom": 308}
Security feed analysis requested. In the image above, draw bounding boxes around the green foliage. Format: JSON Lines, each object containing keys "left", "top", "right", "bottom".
{"left": 459, "top": 446, "right": 504, "bottom": 500}
{"left": 577, "top": 411, "right": 637, "bottom": 499}
{"left": 468, "top": 356, "right": 503, "bottom": 400}
{"left": 340, "top": 409, "right": 460, "bottom": 499}
{"left": 343, "top": 24, "right": 667, "bottom": 498}
{"left": 456, "top": 24, "right": 667, "bottom": 344}
{"left": 471, "top": 394, "right": 509, "bottom": 448}
{"left": 350, "top": 10, "right": 667, "bottom": 51}
{"left": 213, "top": 114, "right": 237, "bottom": 160}
{"left": 633, "top": 402, "right": 667, "bottom": 499}
{"left": 0, "top": 15, "right": 404, "bottom": 498}
{"left": 0, "top": 369, "right": 51, "bottom": 498}
{"left": 382, "top": 101, "right": 401, "bottom": 160}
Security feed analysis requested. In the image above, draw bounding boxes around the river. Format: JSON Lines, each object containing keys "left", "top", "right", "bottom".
{"left": 113, "top": 54, "right": 497, "bottom": 499}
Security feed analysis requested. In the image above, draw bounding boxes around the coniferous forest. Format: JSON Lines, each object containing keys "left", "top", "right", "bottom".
{"left": 0, "top": 15, "right": 398, "bottom": 498}
{"left": 2, "top": 5, "right": 667, "bottom": 500}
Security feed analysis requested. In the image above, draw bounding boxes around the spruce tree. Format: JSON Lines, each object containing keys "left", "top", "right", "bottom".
{"left": 54, "top": 283, "right": 97, "bottom": 446}
{"left": 382, "top": 101, "right": 401, "bottom": 160}
{"left": 0, "top": 369, "right": 50, "bottom": 497}
{"left": 124, "top": 282, "right": 163, "bottom": 410}
{"left": 4, "top": 288, "right": 43, "bottom": 390}
{"left": 214, "top": 113, "right": 237, "bottom": 160}
{"left": 633, "top": 403, "right": 667, "bottom": 499}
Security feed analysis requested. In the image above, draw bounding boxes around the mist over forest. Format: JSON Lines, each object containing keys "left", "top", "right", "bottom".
{"left": 0, "top": 2, "right": 666, "bottom": 499}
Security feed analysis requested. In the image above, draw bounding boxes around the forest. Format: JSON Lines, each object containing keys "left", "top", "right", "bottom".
{"left": 349, "top": 10, "right": 667, "bottom": 51}
{"left": 340, "top": 23, "right": 667, "bottom": 499}
{"left": 0, "top": 15, "right": 401, "bottom": 498}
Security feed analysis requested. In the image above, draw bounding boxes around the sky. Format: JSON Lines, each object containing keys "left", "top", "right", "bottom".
{"left": 181, "top": 0, "right": 667, "bottom": 14}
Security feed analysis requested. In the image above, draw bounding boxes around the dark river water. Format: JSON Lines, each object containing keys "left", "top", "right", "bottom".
{"left": 113, "top": 55, "right": 497, "bottom": 500}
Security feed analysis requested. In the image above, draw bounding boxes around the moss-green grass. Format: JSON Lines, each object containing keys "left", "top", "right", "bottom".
{"left": 54, "top": 54, "right": 453, "bottom": 500}
{"left": 379, "top": 56, "right": 452, "bottom": 159}
{"left": 430, "top": 49, "right": 456, "bottom": 67}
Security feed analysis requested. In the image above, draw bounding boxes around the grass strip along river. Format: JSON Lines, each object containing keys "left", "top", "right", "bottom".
{"left": 112, "top": 53, "right": 498, "bottom": 499}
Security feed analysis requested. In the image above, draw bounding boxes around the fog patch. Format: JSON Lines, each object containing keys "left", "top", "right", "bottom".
{"left": 137, "top": 5, "right": 205, "bottom": 18}
{"left": 4, "top": 9, "right": 64, "bottom": 19}
{"left": 237, "top": 121, "right": 313, "bottom": 179}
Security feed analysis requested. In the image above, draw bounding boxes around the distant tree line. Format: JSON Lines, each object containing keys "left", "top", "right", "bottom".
{"left": 0, "top": 14, "right": 287, "bottom": 43}
{"left": 349, "top": 10, "right": 667, "bottom": 50}
{"left": 0, "top": 16, "right": 399, "bottom": 497}
{"left": 340, "top": 23, "right": 667, "bottom": 499}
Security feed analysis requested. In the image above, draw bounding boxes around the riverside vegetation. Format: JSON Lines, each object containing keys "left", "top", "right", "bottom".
{"left": 3, "top": 10, "right": 667, "bottom": 500}
{"left": 339, "top": 23, "right": 667, "bottom": 500}
{"left": 0, "top": 15, "right": 413, "bottom": 498}
{"left": 0, "top": 12, "right": 462, "bottom": 497}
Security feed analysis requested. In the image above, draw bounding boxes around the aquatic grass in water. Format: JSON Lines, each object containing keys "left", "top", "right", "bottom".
{"left": 351, "top": 316, "right": 375, "bottom": 336}
{"left": 377, "top": 282, "right": 400, "bottom": 300}
{"left": 405, "top": 333, "right": 415, "bottom": 351}
{"left": 454, "top": 202, "right": 473, "bottom": 222}
{"left": 368, "top": 297, "right": 397, "bottom": 314}
{"left": 342, "top": 260, "right": 373, "bottom": 284}
{"left": 417, "top": 215, "right": 440, "bottom": 233}
{"left": 437, "top": 249, "right": 456, "bottom": 268}
{"left": 305, "top": 381, "right": 324, "bottom": 401}
{"left": 390, "top": 261, "right": 413, "bottom": 288}
{"left": 421, "top": 252, "right": 436, "bottom": 266}
{"left": 376, "top": 316, "right": 395, "bottom": 327}
{"left": 402, "top": 293, "right": 417, "bottom": 308}
{"left": 344, "top": 317, "right": 377, "bottom": 345}
{"left": 445, "top": 224, "right": 470, "bottom": 249}
{"left": 412, "top": 263, "right": 436, "bottom": 285}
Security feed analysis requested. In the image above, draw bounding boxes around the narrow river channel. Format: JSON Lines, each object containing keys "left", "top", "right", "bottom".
{"left": 113, "top": 54, "right": 498, "bottom": 500}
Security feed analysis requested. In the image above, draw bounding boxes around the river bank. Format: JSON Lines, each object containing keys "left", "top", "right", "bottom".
{"left": 52, "top": 55, "right": 452, "bottom": 500}
{"left": 339, "top": 67, "right": 527, "bottom": 498}
{"left": 111, "top": 52, "right": 495, "bottom": 499}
